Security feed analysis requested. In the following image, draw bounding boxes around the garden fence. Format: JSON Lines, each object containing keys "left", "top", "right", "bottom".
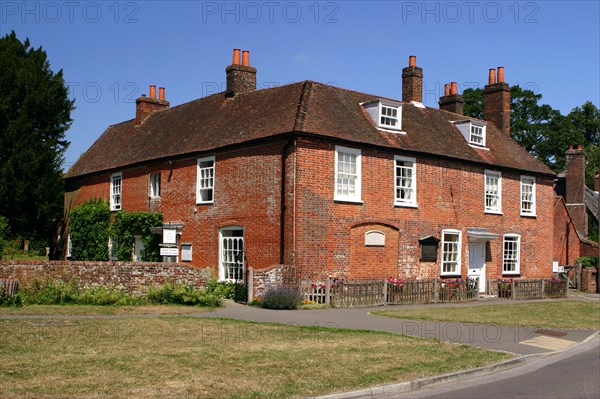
{"left": 488, "top": 278, "right": 567, "bottom": 300}
{"left": 300, "top": 278, "right": 479, "bottom": 308}
{"left": 0, "top": 278, "right": 19, "bottom": 296}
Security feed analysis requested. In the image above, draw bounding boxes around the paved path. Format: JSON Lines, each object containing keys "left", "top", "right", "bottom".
{"left": 195, "top": 298, "right": 598, "bottom": 355}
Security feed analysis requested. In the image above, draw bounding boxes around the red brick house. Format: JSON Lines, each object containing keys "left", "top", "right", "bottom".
{"left": 64, "top": 50, "right": 557, "bottom": 293}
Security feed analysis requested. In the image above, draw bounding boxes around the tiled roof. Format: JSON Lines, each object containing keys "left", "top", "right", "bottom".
{"left": 65, "top": 81, "right": 554, "bottom": 179}
{"left": 585, "top": 186, "right": 599, "bottom": 221}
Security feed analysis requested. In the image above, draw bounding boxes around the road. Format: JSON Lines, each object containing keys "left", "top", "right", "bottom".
{"left": 397, "top": 334, "right": 600, "bottom": 399}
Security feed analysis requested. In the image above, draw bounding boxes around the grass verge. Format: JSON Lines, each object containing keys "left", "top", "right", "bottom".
{"left": 0, "top": 304, "right": 214, "bottom": 316}
{"left": 0, "top": 317, "right": 511, "bottom": 398}
{"left": 373, "top": 301, "right": 600, "bottom": 329}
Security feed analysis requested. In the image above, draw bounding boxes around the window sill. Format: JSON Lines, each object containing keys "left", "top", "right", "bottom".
{"left": 440, "top": 274, "right": 462, "bottom": 278}
{"left": 502, "top": 272, "right": 520, "bottom": 276}
{"left": 484, "top": 210, "right": 503, "bottom": 215}
{"left": 520, "top": 213, "right": 537, "bottom": 218}
{"left": 468, "top": 143, "right": 489, "bottom": 150}
{"left": 377, "top": 127, "right": 406, "bottom": 134}
{"left": 196, "top": 201, "right": 214, "bottom": 205}
{"left": 334, "top": 198, "right": 364, "bottom": 205}
{"left": 394, "top": 202, "right": 418, "bottom": 208}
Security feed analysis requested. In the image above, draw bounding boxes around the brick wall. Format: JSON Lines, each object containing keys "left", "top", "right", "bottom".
{"left": 65, "top": 135, "right": 555, "bottom": 284}
{"left": 66, "top": 140, "right": 288, "bottom": 277}
{"left": 581, "top": 267, "right": 598, "bottom": 293}
{"left": 251, "top": 264, "right": 296, "bottom": 299}
{"left": 293, "top": 137, "right": 555, "bottom": 281}
{"left": 0, "top": 261, "right": 210, "bottom": 296}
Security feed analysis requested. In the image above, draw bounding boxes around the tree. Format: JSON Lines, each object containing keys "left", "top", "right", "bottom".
{"left": 463, "top": 86, "right": 598, "bottom": 184}
{"left": 0, "top": 31, "right": 74, "bottom": 246}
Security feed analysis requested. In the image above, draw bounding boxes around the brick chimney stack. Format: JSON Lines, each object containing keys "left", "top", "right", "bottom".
{"left": 135, "top": 85, "right": 170, "bottom": 126}
{"left": 565, "top": 144, "right": 588, "bottom": 237}
{"left": 226, "top": 49, "right": 256, "bottom": 97}
{"left": 483, "top": 66, "right": 510, "bottom": 136}
{"left": 439, "top": 81, "right": 464, "bottom": 114}
{"left": 402, "top": 55, "right": 423, "bottom": 103}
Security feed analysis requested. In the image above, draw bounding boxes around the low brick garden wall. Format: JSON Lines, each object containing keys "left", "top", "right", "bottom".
{"left": 0, "top": 261, "right": 211, "bottom": 296}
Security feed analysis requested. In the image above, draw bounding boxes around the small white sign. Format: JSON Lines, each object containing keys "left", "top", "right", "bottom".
{"left": 163, "top": 229, "right": 177, "bottom": 244}
{"left": 552, "top": 260, "right": 559, "bottom": 273}
{"left": 181, "top": 244, "right": 192, "bottom": 262}
{"left": 365, "top": 230, "right": 385, "bottom": 246}
{"left": 160, "top": 247, "right": 178, "bottom": 256}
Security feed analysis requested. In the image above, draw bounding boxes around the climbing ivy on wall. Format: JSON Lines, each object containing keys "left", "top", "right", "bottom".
{"left": 69, "top": 199, "right": 111, "bottom": 261}
{"left": 69, "top": 199, "right": 162, "bottom": 262}
{"left": 111, "top": 211, "right": 162, "bottom": 262}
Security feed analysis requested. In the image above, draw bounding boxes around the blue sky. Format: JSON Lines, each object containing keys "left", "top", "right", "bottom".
{"left": 1, "top": 0, "right": 598, "bottom": 169}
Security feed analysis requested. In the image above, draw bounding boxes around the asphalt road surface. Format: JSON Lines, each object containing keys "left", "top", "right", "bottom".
{"left": 397, "top": 334, "right": 600, "bottom": 399}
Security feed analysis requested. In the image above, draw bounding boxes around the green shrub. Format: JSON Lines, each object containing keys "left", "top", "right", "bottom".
{"left": 147, "top": 282, "right": 223, "bottom": 307}
{"left": 111, "top": 211, "right": 162, "bottom": 261}
{"left": 577, "top": 256, "right": 599, "bottom": 268}
{"left": 0, "top": 285, "right": 23, "bottom": 307}
{"left": 69, "top": 199, "right": 111, "bottom": 261}
{"left": 262, "top": 286, "right": 302, "bottom": 310}
{"left": 0, "top": 215, "right": 9, "bottom": 257}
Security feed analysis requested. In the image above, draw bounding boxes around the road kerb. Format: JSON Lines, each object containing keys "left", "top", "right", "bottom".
{"left": 309, "top": 353, "right": 544, "bottom": 399}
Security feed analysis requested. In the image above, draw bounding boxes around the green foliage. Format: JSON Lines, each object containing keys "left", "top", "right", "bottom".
{"left": 577, "top": 256, "right": 599, "bottom": 269}
{"left": 146, "top": 282, "right": 223, "bottom": 307}
{"left": 0, "top": 215, "right": 9, "bottom": 257}
{"left": 69, "top": 199, "right": 111, "bottom": 261}
{"left": 204, "top": 280, "right": 247, "bottom": 301}
{"left": 111, "top": 211, "right": 162, "bottom": 261}
{"left": 0, "top": 31, "right": 74, "bottom": 244}
{"left": 463, "top": 86, "right": 599, "bottom": 187}
{"left": 0, "top": 285, "right": 23, "bottom": 306}
{"left": 261, "top": 286, "right": 302, "bottom": 310}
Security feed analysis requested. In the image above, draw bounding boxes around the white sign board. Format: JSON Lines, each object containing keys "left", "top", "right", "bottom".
{"left": 365, "top": 230, "right": 385, "bottom": 246}
{"left": 163, "top": 229, "right": 177, "bottom": 244}
{"left": 160, "top": 247, "right": 178, "bottom": 257}
{"left": 181, "top": 245, "right": 192, "bottom": 262}
{"left": 552, "top": 260, "right": 559, "bottom": 273}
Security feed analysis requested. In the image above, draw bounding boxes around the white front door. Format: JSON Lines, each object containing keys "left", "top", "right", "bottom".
{"left": 468, "top": 242, "right": 486, "bottom": 293}
{"left": 219, "top": 227, "right": 245, "bottom": 282}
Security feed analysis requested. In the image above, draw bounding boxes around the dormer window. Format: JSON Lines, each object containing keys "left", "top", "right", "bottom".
{"left": 380, "top": 105, "right": 399, "bottom": 129}
{"left": 453, "top": 120, "right": 487, "bottom": 147}
{"left": 470, "top": 124, "right": 485, "bottom": 145}
{"left": 362, "top": 100, "right": 403, "bottom": 132}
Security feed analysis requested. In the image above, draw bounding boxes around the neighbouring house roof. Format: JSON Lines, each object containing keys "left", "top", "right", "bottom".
{"left": 65, "top": 81, "right": 554, "bottom": 179}
{"left": 585, "top": 186, "right": 599, "bottom": 221}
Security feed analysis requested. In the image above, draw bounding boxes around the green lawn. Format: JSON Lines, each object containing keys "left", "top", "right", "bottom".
{"left": 0, "top": 317, "right": 512, "bottom": 399}
{"left": 373, "top": 301, "right": 600, "bottom": 329}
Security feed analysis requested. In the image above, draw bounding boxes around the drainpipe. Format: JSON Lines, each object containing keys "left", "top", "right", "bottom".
{"left": 280, "top": 137, "right": 293, "bottom": 265}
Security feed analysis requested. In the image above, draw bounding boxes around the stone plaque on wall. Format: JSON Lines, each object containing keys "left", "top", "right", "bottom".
{"left": 365, "top": 230, "right": 385, "bottom": 246}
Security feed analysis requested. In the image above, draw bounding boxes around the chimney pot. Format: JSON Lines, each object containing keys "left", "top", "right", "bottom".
{"left": 451, "top": 82, "right": 458, "bottom": 95}
{"left": 402, "top": 55, "right": 423, "bottom": 103}
{"left": 159, "top": 87, "right": 165, "bottom": 101}
{"left": 232, "top": 49, "right": 241, "bottom": 65}
{"left": 149, "top": 85, "right": 156, "bottom": 99}
{"left": 444, "top": 83, "right": 451, "bottom": 96}
{"left": 242, "top": 50, "right": 250, "bottom": 66}
{"left": 497, "top": 66, "right": 505, "bottom": 83}
{"left": 488, "top": 68, "right": 496, "bottom": 85}
{"left": 577, "top": 144, "right": 583, "bottom": 150}
{"left": 569, "top": 144, "right": 574, "bottom": 150}
{"left": 226, "top": 49, "right": 257, "bottom": 96}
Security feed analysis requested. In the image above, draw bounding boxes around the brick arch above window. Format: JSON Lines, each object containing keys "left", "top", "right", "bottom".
{"left": 350, "top": 219, "right": 401, "bottom": 231}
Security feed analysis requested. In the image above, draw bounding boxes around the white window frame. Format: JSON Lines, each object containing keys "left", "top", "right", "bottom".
{"left": 110, "top": 172, "right": 122, "bottom": 211}
{"left": 520, "top": 176, "right": 536, "bottom": 217}
{"left": 394, "top": 155, "right": 417, "bottom": 207}
{"left": 502, "top": 234, "right": 521, "bottom": 275}
{"left": 219, "top": 226, "right": 245, "bottom": 282}
{"left": 334, "top": 146, "right": 362, "bottom": 203}
{"left": 378, "top": 103, "right": 401, "bottom": 131}
{"left": 149, "top": 173, "right": 161, "bottom": 198}
{"left": 196, "top": 156, "right": 215, "bottom": 204}
{"left": 484, "top": 170, "right": 502, "bottom": 214}
{"left": 469, "top": 123, "right": 486, "bottom": 146}
{"left": 441, "top": 229, "right": 462, "bottom": 276}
